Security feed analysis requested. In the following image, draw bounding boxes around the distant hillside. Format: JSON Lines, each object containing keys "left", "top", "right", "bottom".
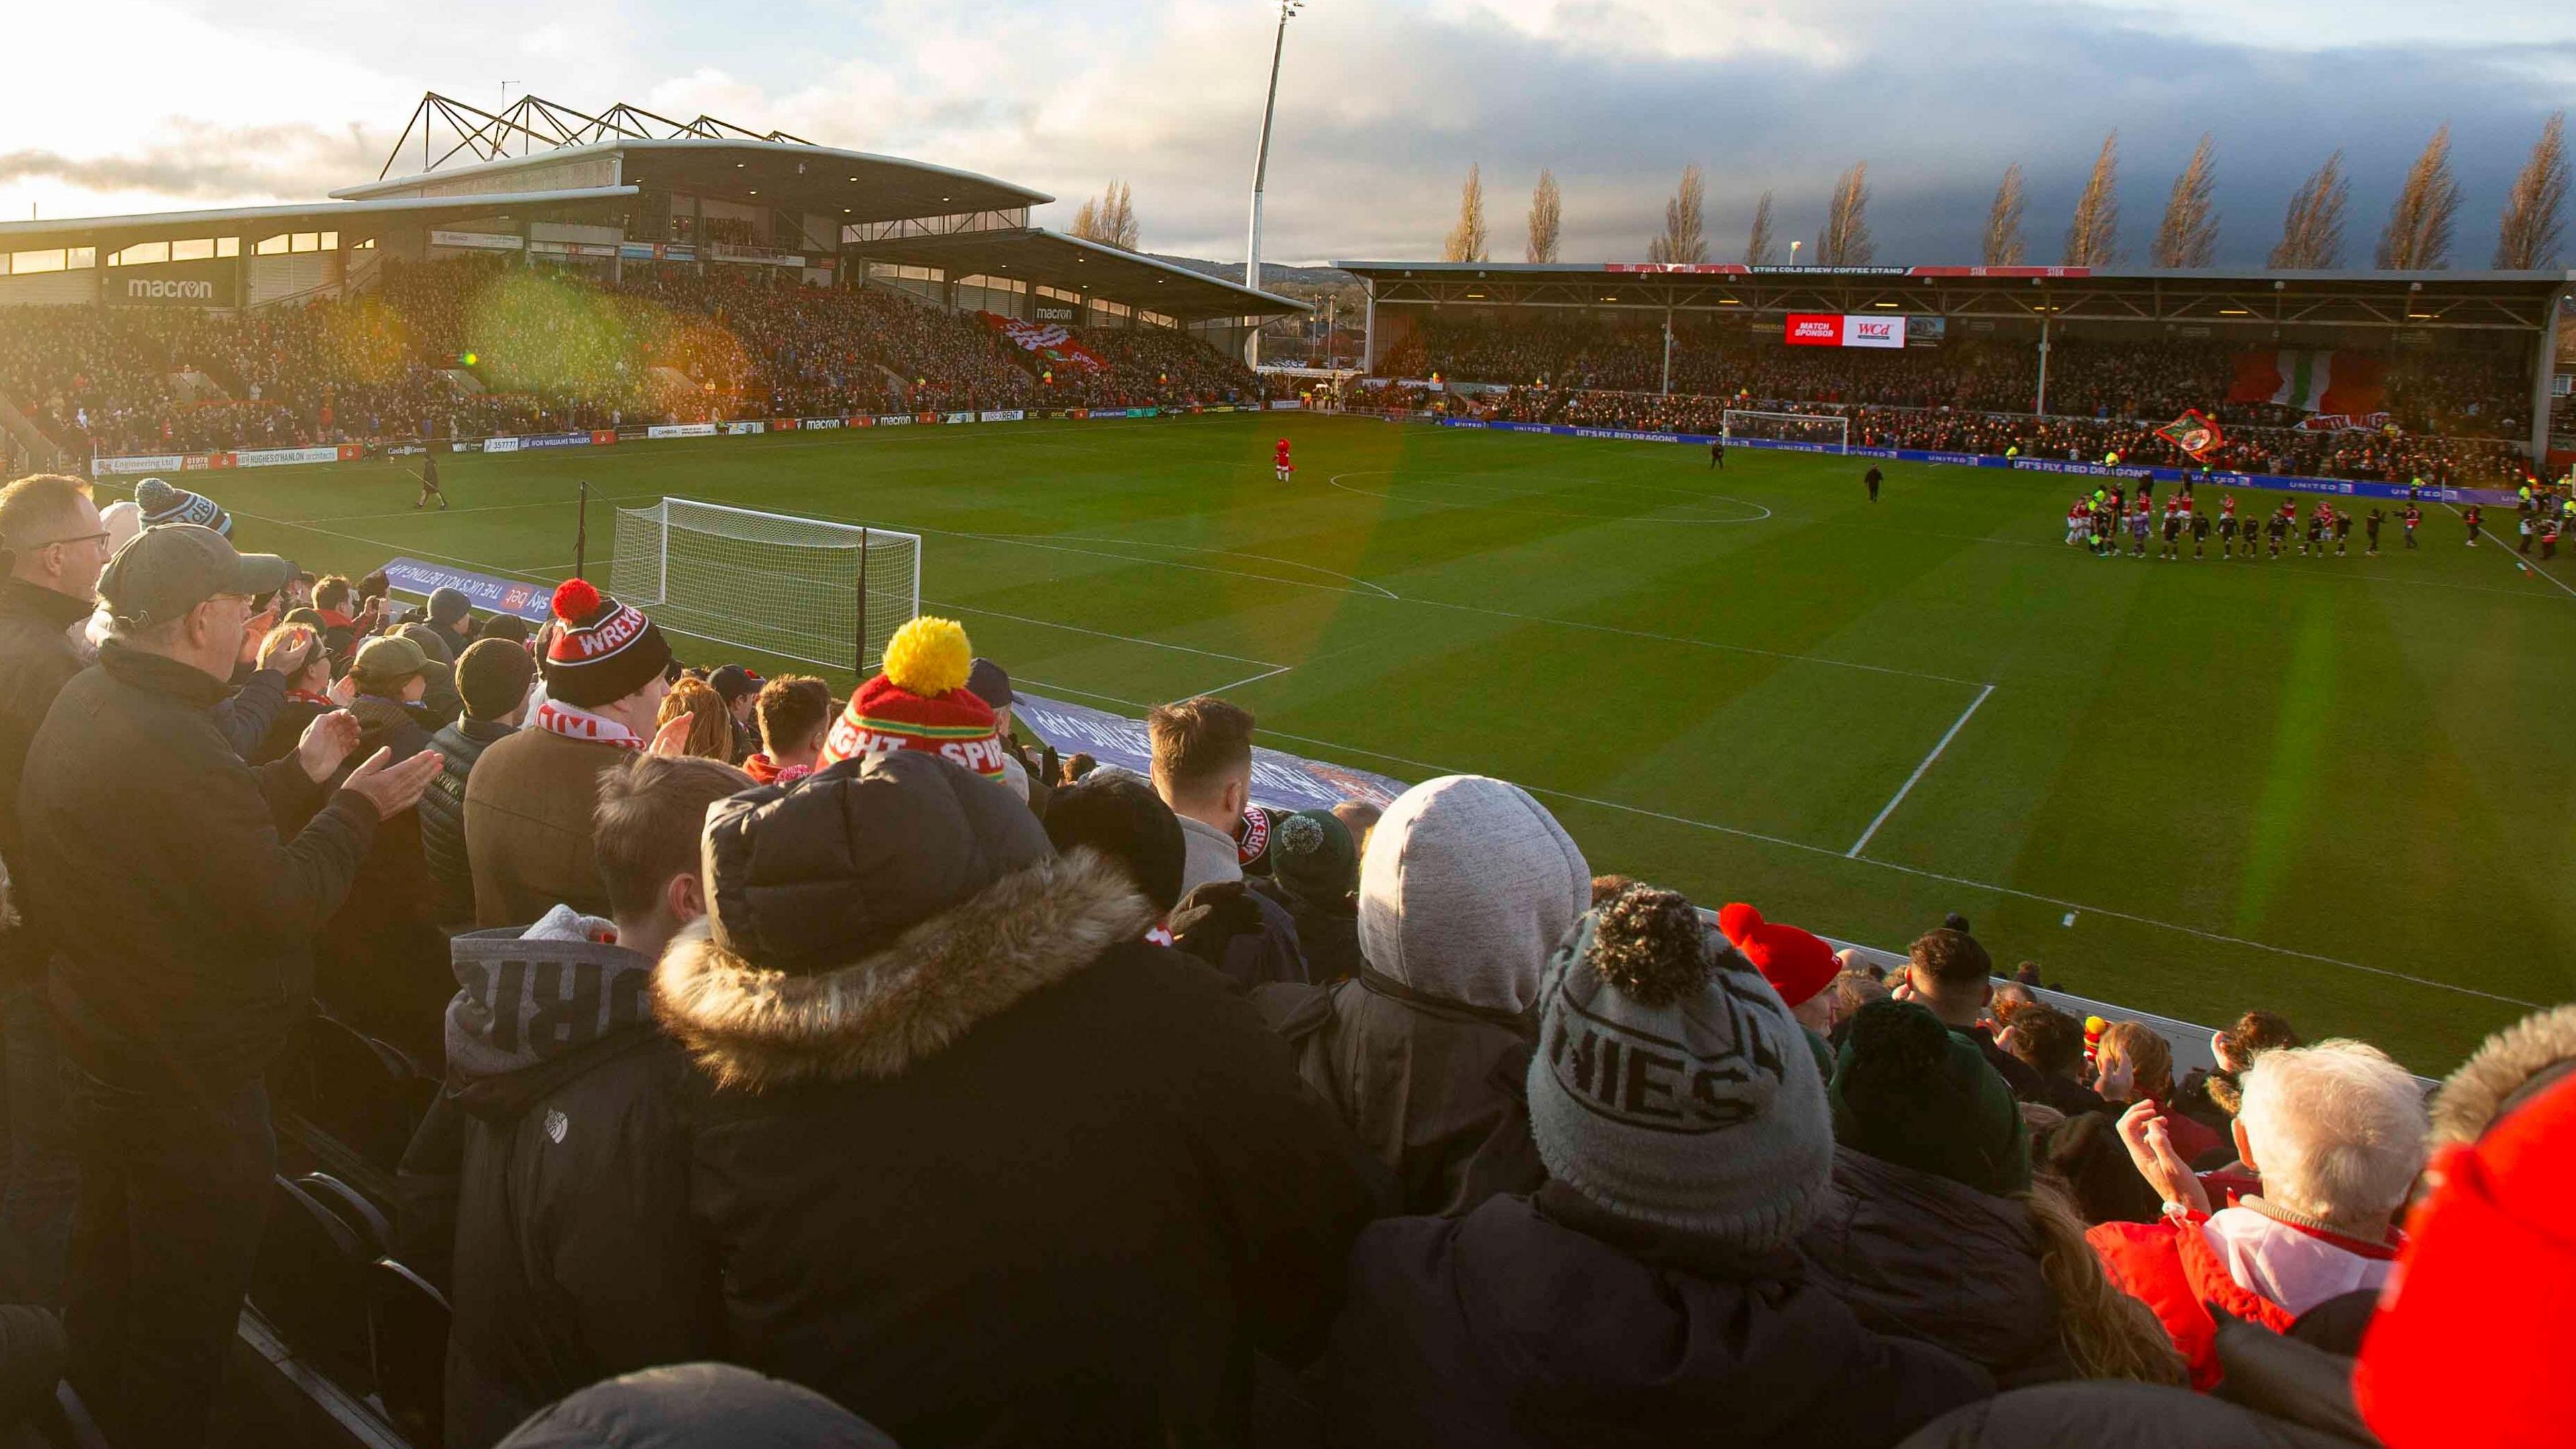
{"left": 1148, "top": 254, "right": 1354, "bottom": 287}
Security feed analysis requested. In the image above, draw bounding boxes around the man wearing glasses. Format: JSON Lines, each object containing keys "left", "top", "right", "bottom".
{"left": 0, "top": 474, "right": 113, "bottom": 1308}
{"left": 16, "top": 522, "right": 443, "bottom": 1446}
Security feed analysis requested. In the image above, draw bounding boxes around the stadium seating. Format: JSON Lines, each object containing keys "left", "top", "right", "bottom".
{"left": 248, "top": 1175, "right": 384, "bottom": 1393}
{"left": 0, "top": 258, "right": 1264, "bottom": 460}
{"left": 367, "top": 1258, "right": 451, "bottom": 1445}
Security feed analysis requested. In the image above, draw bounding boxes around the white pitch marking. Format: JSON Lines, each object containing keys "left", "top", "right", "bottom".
{"left": 1847, "top": 683, "right": 1995, "bottom": 859}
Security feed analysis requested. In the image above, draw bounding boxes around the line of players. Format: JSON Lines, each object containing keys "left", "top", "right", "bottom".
{"left": 2058, "top": 481, "right": 2561, "bottom": 561}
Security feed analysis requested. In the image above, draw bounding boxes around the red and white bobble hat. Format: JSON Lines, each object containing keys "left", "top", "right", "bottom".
{"left": 541, "top": 578, "right": 672, "bottom": 708}
{"left": 817, "top": 616, "right": 1008, "bottom": 782}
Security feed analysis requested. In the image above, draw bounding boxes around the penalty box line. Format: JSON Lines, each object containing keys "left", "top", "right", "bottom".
{"left": 1847, "top": 683, "right": 1995, "bottom": 859}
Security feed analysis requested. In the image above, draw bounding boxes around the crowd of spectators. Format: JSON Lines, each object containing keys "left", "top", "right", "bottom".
{"left": 1365, "top": 317, "right": 2542, "bottom": 484}
{"left": 0, "top": 467, "right": 2568, "bottom": 1449}
{"left": 0, "top": 259, "right": 1265, "bottom": 460}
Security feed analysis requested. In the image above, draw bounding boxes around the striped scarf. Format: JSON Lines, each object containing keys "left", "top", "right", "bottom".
{"left": 533, "top": 698, "right": 645, "bottom": 751}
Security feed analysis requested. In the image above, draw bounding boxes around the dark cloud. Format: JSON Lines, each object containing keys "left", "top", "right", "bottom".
{"left": 0, "top": 119, "right": 376, "bottom": 205}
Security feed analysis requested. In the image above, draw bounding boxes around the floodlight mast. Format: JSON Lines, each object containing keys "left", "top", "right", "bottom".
{"left": 1242, "top": 0, "right": 1303, "bottom": 368}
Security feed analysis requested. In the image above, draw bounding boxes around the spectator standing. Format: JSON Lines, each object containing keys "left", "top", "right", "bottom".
{"left": 0, "top": 474, "right": 113, "bottom": 1305}
{"left": 967, "top": 655, "right": 1049, "bottom": 814}
{"left": 425, "top": 585, "right": 478, "bottom": 659}
{"left": 403, "top": 755, "right": 747, "bottom": 1449}
{"left": 653, "top": 751, "right": 1383, "bottom": 1445}
{"left": 743, "top": 675, "right": 832, "bottom": 785}
{"left": 706, "top": 663, "right": 761, "bottom": 764}
{"left": 1326, "top": 884, "right": 1989, "bottom": 1448}
{"left": 249, "top": 622, "right": 337, "bottom": 765}
{"left": 1807, "top": 1000, "right": 2180, "bottom": 1389}
{"left": 1898, "top": 927, "right": 2047, "bottom": 1100}
{"left": 2088, "top": 1041, "right": 2428, "bottom": 1389}
{"left": 421, "top": 638, "right": 537, "bottom": 924}
{"left": 464, "top": 580, "right": 673, "bottom": 926}
{"left": 812, "top": 616, "right": 1010, "bottom": 784}
{"left": 1249, "top": 808, "right": 1364, "bottom": 983}
{"left": 1148, "top": 696, "right": 1257, "bottom": 894}
{"left": 653, "top": 676, "right": 734, "bottom": 761}
{"left": 1258, "top": 775, "right": 1589, "bottom": 1217}
{"left": 19, "top": 525, "right": 439, "bottom": 1446}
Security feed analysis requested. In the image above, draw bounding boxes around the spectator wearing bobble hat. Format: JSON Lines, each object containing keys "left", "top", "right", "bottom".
{"left": 1325, "top": 883, "right": 1991, "bottom": 1449}
{"left": 464, "top": 578, "right": 672, "bottom": 928}
{"left": 1719, "top": 902, "right": 1841, "bottom": 1077}
{"left": 652, "top": 751, "right": 1383, "bottom": 1446}
{"left": 1797, "top": 1000, "right": 2183, "bottom": 1391}
{"left": 131, "top": 476, "right": 232, "bottom": 537}
{"left": 814, "top": 615, "right": 1010, "bottom": 784}
{"left": 1249, "top": 808, "right": 1363, "bottom": 983}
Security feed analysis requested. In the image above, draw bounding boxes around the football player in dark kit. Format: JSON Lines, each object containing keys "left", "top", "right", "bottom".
{"left": 2267, "top": 508, "right": 2289, "bottom": 558}
{"left": 2218, "top": 509, "right": 2240, "bottom": 558}
{"left": 2190, "top": 507, "right": 2211, "bottom": 559}
{"left": 1709, "top": 436, "right": 1725, "bottom": 470}
{"left": 2365, "top": 507, "right": 2384, "bottom": 556}
{"left": 1864, "top": 464, "right": 1882, "bottom": 501}
{"left": 2334, "top": 508, "right": 2353, "bottom": 556}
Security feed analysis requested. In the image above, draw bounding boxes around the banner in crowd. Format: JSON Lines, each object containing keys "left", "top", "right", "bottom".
{"left": 800, "top": 417, "right": 845, "bottom": 429}
{"left": 2228, "top": 350, "right": 2387, "bottom": 416}
{"left": 482, "top": 437, "right": 522, "bottom": 454}
{"left": 2154, "top": 409, "right": 2224, "bottom": 460}
{"left": 648, "top": 423, "right": 718, "bottom": 439}
{"left": 979, "top": 312, "right": 1108, "bottom": 373}
{"left": 1433, "top": 418, "right": 2523, "bottom": 506}
{"left": 720, "top": 421, "right": 766, "bottom": 436}
{"left": 2297, "top": 411, "right": 2394, "bottom": 433}
{"left": 941, "top": 411, "right": 974, "bottom": 424}
{"left": 520, "top": 432, "right": 594, "bottom": 450}
{"left": 978, "top": 409, "right": 1026, "bottom": 423}
{"left": 378, "top": 557, "right": 558, "bottom": 623}
{"left": 1013, "top": 692, "right": 1405, "bottom": 812}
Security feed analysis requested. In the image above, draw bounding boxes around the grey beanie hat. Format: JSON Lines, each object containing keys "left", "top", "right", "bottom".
{"left": 427, "top": 586, "right": 473, "bottom": 625}
{"left": 1527, "top": 884, "right": 1833, "bottom": 1250}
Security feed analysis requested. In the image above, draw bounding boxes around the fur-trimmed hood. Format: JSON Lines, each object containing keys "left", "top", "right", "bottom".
{"left": 2432, "top": 1002, "right": 2576, "bottom": 1146}
{"left": 654, "top": 848, "right": 1159, "bottom": 1091}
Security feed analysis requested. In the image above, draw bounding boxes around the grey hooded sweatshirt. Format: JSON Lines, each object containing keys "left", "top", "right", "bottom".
{"left": 1256, "top": 774, "right": 1590, "bottom": 1216}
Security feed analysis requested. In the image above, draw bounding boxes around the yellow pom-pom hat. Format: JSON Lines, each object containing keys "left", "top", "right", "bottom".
{"left": 817, "top": 616, "right": 1006, "bottom": 781}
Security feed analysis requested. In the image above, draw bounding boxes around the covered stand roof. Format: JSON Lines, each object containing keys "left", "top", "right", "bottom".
{"left": 1332, "top": 261, "right": 2573, "bottom": 333}
{"left": 0, "top": 187, "right": 641, "bottom": 255}
{"left": 851, "top": 225, "right": 1307, "bottom": 323}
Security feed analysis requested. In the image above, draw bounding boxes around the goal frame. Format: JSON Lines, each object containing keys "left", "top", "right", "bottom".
{"left": 1721, "top": 409, "right": 1851, "bottom": 455}
{"left": 612, "top": 497, "right": 922, "bottom": 674}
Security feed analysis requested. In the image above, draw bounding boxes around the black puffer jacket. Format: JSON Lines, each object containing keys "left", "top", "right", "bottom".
{"left": 1796, "top": 1147, "right": 2070, "bottom": 1387}
{"left": 1325, "top": 1185, "right": 1991, "bottom": 1449}
{"left": 21, "top": 641, "right": 375, "bottom": 1093}
{"left": 421, "top": 718, "right": 514, "bottom": 924}
{"left": 653, "top": 753, "right": 1388, "bottom": 1448}
{"left": 398, "top": 910, "right": 718, "bottom": 1449}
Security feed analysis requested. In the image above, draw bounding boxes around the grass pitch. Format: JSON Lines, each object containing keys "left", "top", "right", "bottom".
{"left": 183, "top": 412, "right": 2576, "bottom": 1070}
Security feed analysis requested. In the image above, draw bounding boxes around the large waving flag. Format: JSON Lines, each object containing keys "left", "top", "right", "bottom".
{"left": 2226, "top": 350, "right": 2386, "bottom": 415}
{"left": 2155, "top": 408, "right": 2224, "bottom": 460}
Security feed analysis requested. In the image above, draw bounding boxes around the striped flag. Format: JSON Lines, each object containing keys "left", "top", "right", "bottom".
{"left": 2227, "top": 350, "right": 2387, "bottom": 415}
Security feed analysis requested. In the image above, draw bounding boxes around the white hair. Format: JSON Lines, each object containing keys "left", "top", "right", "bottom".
{"left": 2237, "top": 1039, "right": 2429, "bottom": 1234}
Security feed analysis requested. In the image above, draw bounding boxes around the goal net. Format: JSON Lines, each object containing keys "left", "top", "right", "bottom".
{"left": 608, "top": 498, "right": 921, "bottom": 673}
{"left": 1723, "top": 409, "right": 1850, "bottom": 454}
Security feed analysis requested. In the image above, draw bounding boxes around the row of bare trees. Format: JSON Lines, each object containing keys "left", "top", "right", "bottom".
{"left": 1435, "top": 112, "right": 2567, "bottom": 270}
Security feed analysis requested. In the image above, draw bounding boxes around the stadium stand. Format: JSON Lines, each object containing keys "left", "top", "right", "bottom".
{"left": 1, "top": 258, "right": 1265, "bottom": 460}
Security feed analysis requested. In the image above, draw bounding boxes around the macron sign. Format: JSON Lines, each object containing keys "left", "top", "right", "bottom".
{"left": 1784, "top": 313, "right": 1908, "bottom": 349}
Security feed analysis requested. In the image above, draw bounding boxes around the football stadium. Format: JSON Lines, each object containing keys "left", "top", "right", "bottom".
{"left": 0, "top": 52, "right": 2572, "bottom": 1449}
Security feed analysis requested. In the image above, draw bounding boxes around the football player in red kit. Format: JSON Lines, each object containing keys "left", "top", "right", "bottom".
{"left": 1273, "top": 437, "right": 1293, "bottom": 483}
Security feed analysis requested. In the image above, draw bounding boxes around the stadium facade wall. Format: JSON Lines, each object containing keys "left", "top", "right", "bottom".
{"left": 1430, "top": 417, "right": 2527, "bottom": 506}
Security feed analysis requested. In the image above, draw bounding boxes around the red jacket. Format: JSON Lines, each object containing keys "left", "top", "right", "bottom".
{"left": 2089, "top": 1210, "right": 2293, "bottom": 1389}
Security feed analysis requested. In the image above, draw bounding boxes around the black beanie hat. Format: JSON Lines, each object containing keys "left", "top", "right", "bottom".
{"left": 702, "top": 750, "right": 1053, "bottom": 977}
{"left": 1044, "top": 769, "right": 1185, "bottom": 912}
{"left": 1831, "top": 999, "right": 2032, "bottom": 1197}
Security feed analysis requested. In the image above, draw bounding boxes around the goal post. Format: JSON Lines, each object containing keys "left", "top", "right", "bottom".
{"left": 1722, "top": 409, "right": 1850, "bottom": 455}
{"left": 608, "top": 498, "right": 922, "bottom": 674}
